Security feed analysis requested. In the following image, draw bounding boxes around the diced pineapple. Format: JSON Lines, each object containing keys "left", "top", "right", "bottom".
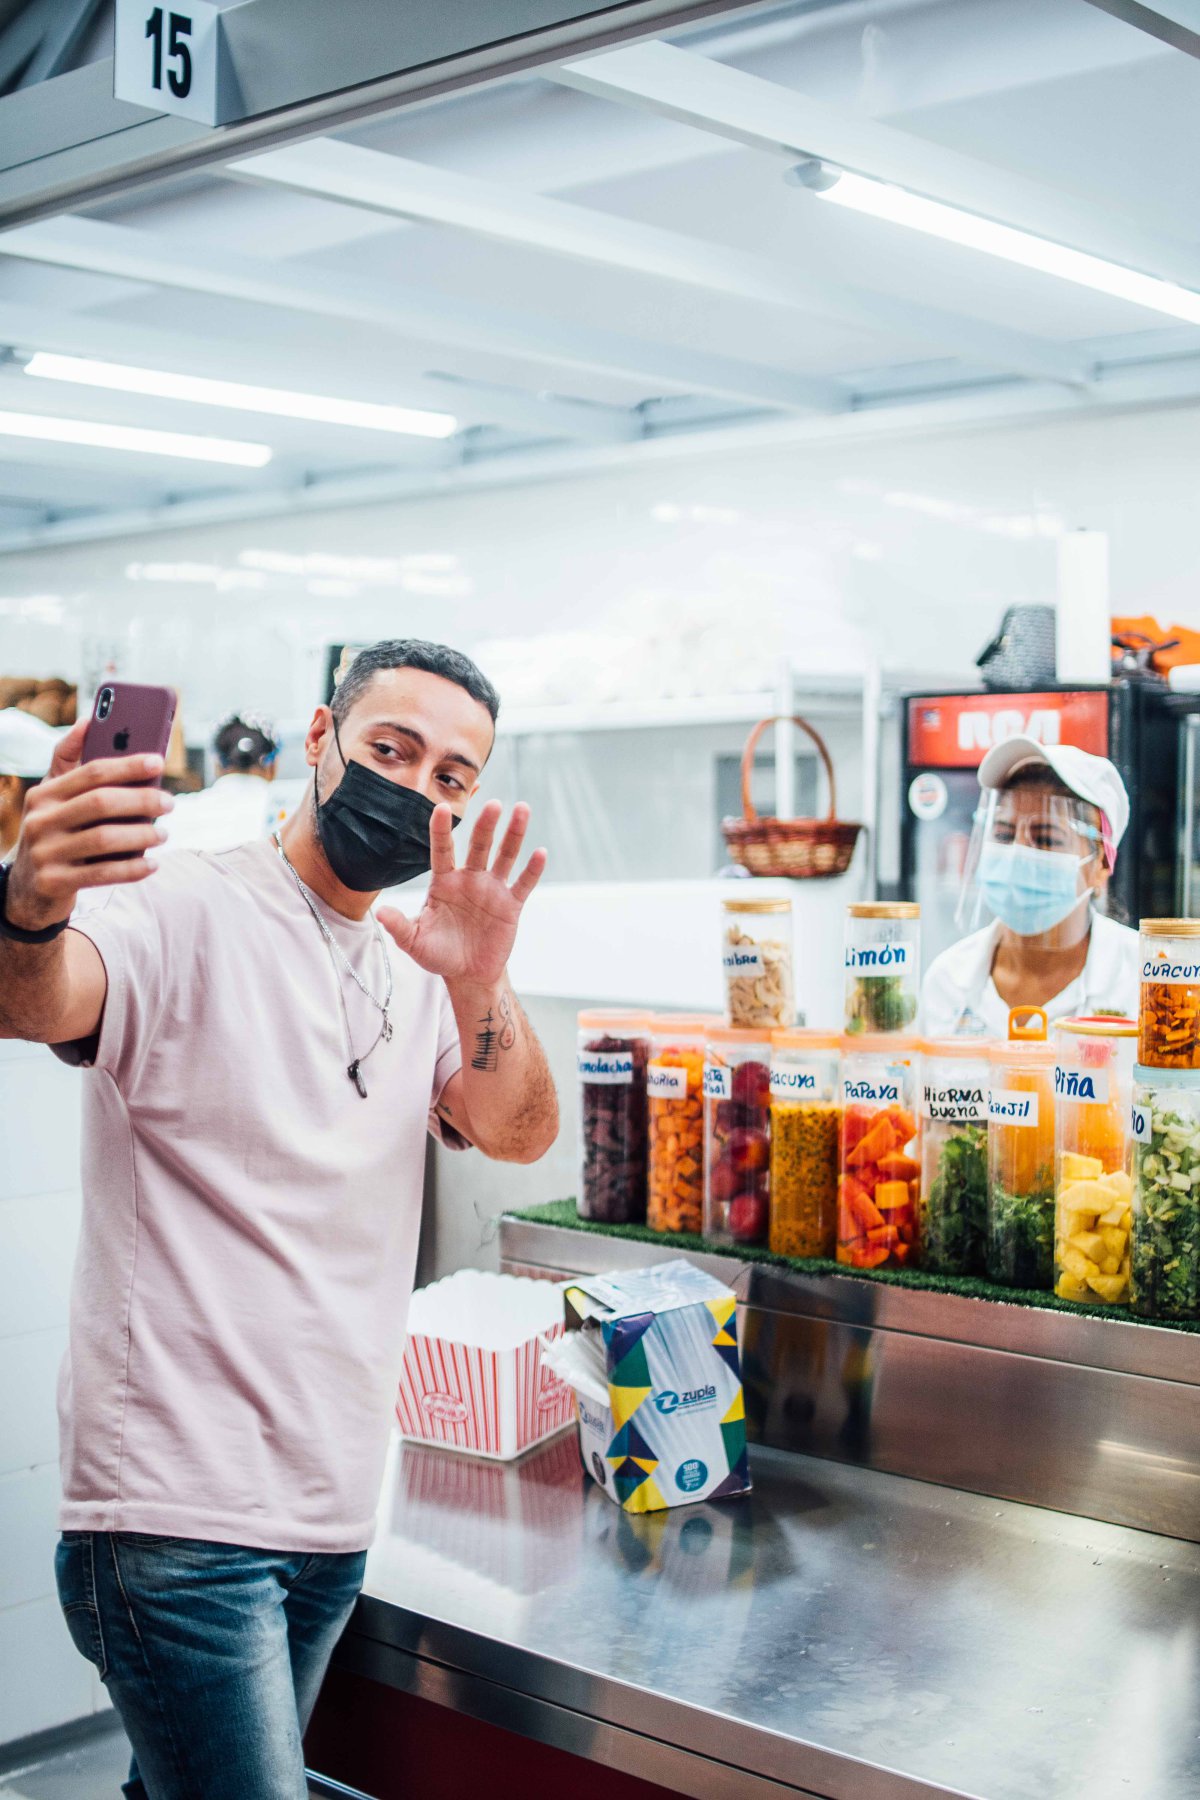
{"left": 1086, "top": 1272, "right": 1129, "bottom": 1304}
{"left": 1100, "top": 1170, "right": 1133, "bottom": 1202}
{"left": 1061, "top": 1245, "right": 1099, "bottom": 1281}
{"left": 1100, "top": 1225, "right": 1128, "bottom": 1260}
{"left": 1100, "top": 1255, "right": 1120, "bottom": 1276}
{"left": 1058, "top": 1182, "right": 1101, "bottom": 1221}
{"left": 1056, "top": 1271, "right": 1091, "bottom": 1302}
{"left": 1098, "top": 1202, "right": 1127, "bottom": 1227}
{"left": 1062, "top": 1152, "right": 1104, "bottom": 1183}
{"left": 1069, "top": 1230, "right": 1107, "bottom": 1263}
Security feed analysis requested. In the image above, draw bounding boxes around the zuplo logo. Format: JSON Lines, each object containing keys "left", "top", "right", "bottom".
{"left": 653, "top": 1385, "right": 716, "bottom": 1415}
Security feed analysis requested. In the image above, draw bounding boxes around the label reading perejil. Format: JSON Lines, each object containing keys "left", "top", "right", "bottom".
{"left": 1131, "top": 1102, "right": 1152, "bottom": 1145}
{"left": 723, "top": 945, "right": 764, "bottom": 977}
{"left": 1054, "top": 1065, "right": 1110, "bottom": 1104}
{"left": 988, "top": 1088, "right": 1039, "bottom": 1127}
{"left": 648, "top": 1063, "right": 689, "bottom": 1100}
{"left": 703, "top": 1065, "right": 732, "bottom": 1101}
{"left": 923, "top": 1082, "right": 987, "bottom": 1123}
{"left": 578, "top": 1051, "right": 634, "bottom": 1086}
{"left": 770, "top": 1063, "right": 820, "bottom": 1100}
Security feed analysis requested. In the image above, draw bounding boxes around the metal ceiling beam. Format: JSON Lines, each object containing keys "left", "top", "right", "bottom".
{"left": 1081, "top": 0, "right": 1200, "bottom": 57}
{"left": 0, "top": 215, "right": 843, "bottom": 415}
{"left": 0, "top": 302, "right": 641, "bottom": 447}
{"left": 552, "top": 40, "right": 1200, "bottom": 292}
{"left": 228, "top": 136, "right": 1088, "bottom": 388}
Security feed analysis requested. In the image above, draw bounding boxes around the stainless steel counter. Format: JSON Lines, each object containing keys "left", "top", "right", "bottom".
{"left": 338, "top": 1432, "right": 1200, "bottom": 1800}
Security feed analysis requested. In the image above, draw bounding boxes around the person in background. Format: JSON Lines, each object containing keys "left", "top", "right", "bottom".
{"left": 157, "top": 712, "right": 280, "bottom": 855}
{"left": 0, "top": 638, "right": 558, "bottom": 1800}
{"left": 0, "top": 706, "right": 60, "bottom": 857}
{"left": 921, "top": 737, "right": 1139, "bottom": 1038}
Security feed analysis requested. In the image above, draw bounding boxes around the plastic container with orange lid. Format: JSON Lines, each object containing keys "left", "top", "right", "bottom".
{"left": 646, "top": 1013, "right": 720, "bottom": 1236}
{"left": 769, "top": 1029, "right": 842, "bottom": 1258}
{"left": 703, "top": 1024, "right": 772, "bottom": 1246}
{"left": 576, "top": 1009, "right": 651, "bottom": 1225}
{"left": 918, "top": 1037, "right": 991, "bottom": 1276}
{"left": 837, "top": 1033, "right": 919, "bottom": 1270}
{"left": 1053, "top": 1017, "right": 1138, "bottom": 1307}
{"left": 987, "top": 1008, "right": 1056, "bottom": 1288}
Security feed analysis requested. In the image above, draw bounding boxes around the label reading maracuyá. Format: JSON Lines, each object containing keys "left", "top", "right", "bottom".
{"left": 922, "top": 1082, "right": 987, "bottom": 1123}
{"left": 1142, "top": 954, "right": 1200, "bottom": 985}
{"left": 1054, "top": 1065, "right": 1110, "bottom": 1104}
{"left": 647, "top": 1063, "right": 689, "bottom": 1100}
{"left": 577, "top": 1050, "right": 634, "bottom": 1086}
{"left": 770, "top": 1062, "right": 819, "bottom": 1099}
{"left": 988, "top": 1088, "right": 1039, "bottom": 1127}
{"left": 703, "top": 1064, "right": 732, "bottom": 1100}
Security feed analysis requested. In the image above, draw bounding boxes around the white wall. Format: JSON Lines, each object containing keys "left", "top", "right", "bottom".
{"left": 0, "top": 1042, "right": 111, "bottom": 1748}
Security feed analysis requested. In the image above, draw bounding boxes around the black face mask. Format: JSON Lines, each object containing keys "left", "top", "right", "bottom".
{"left": 313, "top": 724, "right": 461, "bottom": 892}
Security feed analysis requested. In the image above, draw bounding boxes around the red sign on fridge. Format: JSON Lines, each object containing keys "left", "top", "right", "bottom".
{"left": 907, "top": 691, "right": 1109, "bottom": 768}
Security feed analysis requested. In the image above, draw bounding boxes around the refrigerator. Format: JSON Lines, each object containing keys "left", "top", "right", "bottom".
{"left": 899, "top": 681, "right": 1185, "bottom": 967}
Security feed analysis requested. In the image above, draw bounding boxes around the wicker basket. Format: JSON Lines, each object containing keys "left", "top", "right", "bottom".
{"left": 721, "top": 713, "right": 862, "bottom": 880}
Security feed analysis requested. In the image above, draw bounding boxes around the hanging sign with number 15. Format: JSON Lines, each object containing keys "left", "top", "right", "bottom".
{"left": 114, "top": 0, "right": 245, "bottom": 125}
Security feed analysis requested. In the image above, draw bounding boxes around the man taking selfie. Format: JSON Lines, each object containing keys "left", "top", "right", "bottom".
{"left": 0, "top": 640, "right": 558, "bottom": 1800}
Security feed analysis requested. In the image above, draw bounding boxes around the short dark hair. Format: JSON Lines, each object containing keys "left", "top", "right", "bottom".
{"left": 213, "top": 714, "right": 279, "bottom": 771}
{"left": 331, "top": 639, "right": 500, "bottom": 727}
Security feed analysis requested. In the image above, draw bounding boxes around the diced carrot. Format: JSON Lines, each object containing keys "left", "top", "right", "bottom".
{"left": 877, "top": 1152, "right": 920, "bottom": 1183}
{"left": 849, "top": 1245, "right": 890, "bottom": 1269}
{"left": 845, "top": 1118, "right": 899, "bottom": 1169}
{"left": 874, "top": 1180, "right": 911, "bottom": 1212}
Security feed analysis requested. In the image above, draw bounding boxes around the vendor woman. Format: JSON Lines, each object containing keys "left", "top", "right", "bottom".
{"left": 921, "top": 736, "right": 1139, "bottom": 1038}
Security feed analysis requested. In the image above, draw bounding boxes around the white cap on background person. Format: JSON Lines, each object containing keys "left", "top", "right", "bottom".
{"left": 0, "top": 707, "right": 60, "bottom": 779}
{"left": 977, "top": 736, "right": 1131, "bottom": 850}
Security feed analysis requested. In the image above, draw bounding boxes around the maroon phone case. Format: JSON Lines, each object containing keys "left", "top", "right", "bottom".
{"left": 82, "top": 682, "right": 176, "bottom": 768}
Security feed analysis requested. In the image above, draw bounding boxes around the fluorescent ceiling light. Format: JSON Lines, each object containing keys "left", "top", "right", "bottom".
{"left": 802, "top": 166, "right": 1200, "bottom": 327}
{"left": 0, "top": 409, "right": 272, "bottom": 466}
{"left": 24, "top": 352, "right": 458, "bottom": 439}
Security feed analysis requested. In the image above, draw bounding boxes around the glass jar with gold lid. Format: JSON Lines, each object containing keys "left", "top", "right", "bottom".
{"left": 1139, "top": 918, "right": 1200, "bottom": 1069}
{"left": 721, "top": 896, "right": 794, "bottom": 1030}
{"left": 844, "top": 901, "right": 920, "bottom": 1036}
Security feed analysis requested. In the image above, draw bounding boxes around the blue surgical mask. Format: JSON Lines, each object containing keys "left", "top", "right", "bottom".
{"left": 977, "top": 841, "right": 1089, "bottom": 938}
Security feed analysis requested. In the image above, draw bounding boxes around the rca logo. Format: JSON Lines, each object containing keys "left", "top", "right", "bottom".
{"left": 956, "top": 708, "right": 1062, "bottom": 752}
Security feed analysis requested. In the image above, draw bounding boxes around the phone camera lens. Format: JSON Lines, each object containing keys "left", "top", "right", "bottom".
{"left": 97, "top": 688, "right": 113, "bottom": 721}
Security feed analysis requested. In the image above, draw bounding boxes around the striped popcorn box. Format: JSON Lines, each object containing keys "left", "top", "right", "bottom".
{"left": 396, "top": 1270, "right": 575, "bottom": 1461}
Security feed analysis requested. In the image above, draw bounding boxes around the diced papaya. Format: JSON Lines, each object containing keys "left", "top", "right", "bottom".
{"left": 867, "top": 1224, "right": 900, "bottom": 1248}
{"left": 848, "top": 1187, "right": 885, "bottom": 1232}
{"left": 882, "top": 1106, "right": 918, "bottom": 1145}
{"left": 877, "top": 1152, "right": 920, "bottom": 1183}
{"left": 875, "top": 1180, "right": 912, "bottom": 1212}
{"left": 1068, "top": 1230, "right": 1107, "bottom": 1263}
{"left": 891, "top": 1242, "right": 911, "bottom": 1264}
{"left": 846, "top": 1118, "right": 900, "bottom": 1169}
{"left": 1086, "top": 1272, "right": 1129, "bottom": 1303}
{"left": 1061, "top": 1152, "right": 1104, "bottom": 1183}
{"left": 849, "top": 1245, "right": 890, "bottom": 1269}
{"left": 841, "top": 1105, "right": 877, "bottom": 1151}
{"left": 839, "top": 1173, "right": 874, "bottom": 1209}
{"left": 1056, "top": 1271, "right": 1091, "bottom": 1302}
{"left": 897, "top": 1219, "right": 914, "bottom": 1244}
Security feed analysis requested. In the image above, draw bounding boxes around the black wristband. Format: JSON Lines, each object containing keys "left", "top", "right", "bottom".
{"left": 0, "top": 862, "right": 70, "bottom": 944}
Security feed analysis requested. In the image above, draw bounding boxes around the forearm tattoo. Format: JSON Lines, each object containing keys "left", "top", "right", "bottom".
{"left": 471, "top": 990, "right": 518, "bottom": 1073}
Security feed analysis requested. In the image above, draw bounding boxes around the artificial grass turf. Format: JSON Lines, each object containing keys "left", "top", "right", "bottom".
{"left": 504, "top": 1197, "right": 1200, "bottom": 1335}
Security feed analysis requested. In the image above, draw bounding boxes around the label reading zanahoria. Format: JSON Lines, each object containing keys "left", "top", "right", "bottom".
{"left": 988, "top": 1088, "right": 1039, "bottom": 1127}
{"left": 1054, "top": 1065, "right": 1110, "bottom": 1104}
{"left": 577, "top": 1050, "right": 634, "bottom": 1086}
{"left": 1131, "top": 1102, "right": 1152, "bottom": 1145}
{"left": 1142, "top": 954, "right": 1200, "bottom": 986}
{"left": 922, "top": 1082, "right": 987, "bottom": 1123}
{"left": 703, "top": 1064, "right": 732, "bottom": 1101}
{"left": 723, "top": 944, "right": 764, "bottom": 977}
{"left": 647, "top": 1063, "right": 689, "bottom": 1100}
{"left": 770, "top": 1062, "right": 821, "bottom": 1100}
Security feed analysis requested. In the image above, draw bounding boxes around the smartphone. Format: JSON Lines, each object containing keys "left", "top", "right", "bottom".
{"left": 81, "top": 682, "right": 176, "bottom": 860}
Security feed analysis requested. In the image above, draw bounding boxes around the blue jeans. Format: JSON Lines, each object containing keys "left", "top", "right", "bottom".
{"left": 54, "top": 1532, "right": 366, "bottom": 1800}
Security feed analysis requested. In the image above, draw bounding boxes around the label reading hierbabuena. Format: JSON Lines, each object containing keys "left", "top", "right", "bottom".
{"left": 923, "top": 1082, "right": 987, "bottom": 1123}
{"left": 988, "top": 1088, "right": 1039, "bottom": 1127}
{"left": 703, "top": 1064, "right": 732, "bottom": 1101}
{"left": 1142, "top": 953, "right": 1200, "bottom": 985}
{"left": 1131, "top": 1102, "right": 1152, "bottom": 1145}
{"left": 578, "top": 1050, "right": 634, "bottom": 1086}
{"left": 770, "top": 1062, "right": 820, "bottom": 1100}
{"left": 1054, "top": 1065, "right": 1110, "bottom": 1104}
{"left": 647, "top": 1063, "right": 689, "bottom": 1100}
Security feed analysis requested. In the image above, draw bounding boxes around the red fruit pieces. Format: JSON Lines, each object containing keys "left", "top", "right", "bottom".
{"left": 728, "top": 1192, "right": 768, "bottom": 1242}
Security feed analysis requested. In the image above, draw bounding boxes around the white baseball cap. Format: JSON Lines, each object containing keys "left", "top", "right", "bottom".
{"left": 0, "top": 707, "right": 60, "bottom": 779}
{"left": 978, "top": 734, "right": 1130, "bottom": 850}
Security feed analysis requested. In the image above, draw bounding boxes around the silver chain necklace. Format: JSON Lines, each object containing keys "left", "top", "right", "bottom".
{"left": 273, "top": 832, "right": 393, "bottom": 1098}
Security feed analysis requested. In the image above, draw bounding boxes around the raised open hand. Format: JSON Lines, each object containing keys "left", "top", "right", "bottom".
{"left": 376, "top": 800, "right": 546, "bottom": 986}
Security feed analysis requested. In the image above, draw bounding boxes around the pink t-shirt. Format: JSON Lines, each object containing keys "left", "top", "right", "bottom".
{"left": 56, "top": 838, "right": 464, "bottom": 1553}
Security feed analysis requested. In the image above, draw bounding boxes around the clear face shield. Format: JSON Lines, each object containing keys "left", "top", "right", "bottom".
{"left": 956, "top": 786, "right": 1108, "bottom": 947}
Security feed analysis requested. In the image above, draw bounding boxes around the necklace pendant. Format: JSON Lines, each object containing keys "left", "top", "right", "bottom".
{"left": 348, "top": 1061, "right": 368, "bottom": 1099}
{"left": 382, "top": 1012, "right": 393, "bottom": 1043}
